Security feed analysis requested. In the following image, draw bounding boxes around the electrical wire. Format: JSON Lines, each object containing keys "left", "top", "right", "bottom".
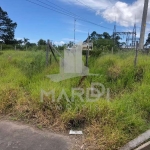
{"left": 37, "top": 0, "right": 112, "bottom": 29}
{"left": 75, "top": 0, "right": 96, "bottom": 11}
{"left": 26, "top": 0, "right": 76, "bottom": 18}
{"left": 26, "top": 0, "right": 112, "bottom": 30}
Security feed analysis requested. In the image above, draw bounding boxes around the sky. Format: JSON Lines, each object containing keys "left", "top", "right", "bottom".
{"left": 0, "top": 0, "right": 150, "bottom": 45}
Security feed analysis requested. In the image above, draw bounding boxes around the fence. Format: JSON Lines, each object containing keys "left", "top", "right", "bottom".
{"left": 0, "top": 44, "right": 47, "bottom": 51}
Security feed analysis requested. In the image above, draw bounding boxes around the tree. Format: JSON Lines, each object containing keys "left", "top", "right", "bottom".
{"left": 102, "top": 32, "right": 111, "bottom": 39}
{"left": 23, "top": 38, "right": 29, "bottom": 45}
{"left": 67, "top": 41, "right": 74, "bottom": 47}
{"left": 26, "top": 42, "right": 36, "bottom": 47}
{"left": 84, "top": 31, "right": 103, "bottom": 42}
{"left": 17, "top": 39, "right": 23, "bottom": 45}
{"left": 145, "top": 33, "right": 150, "bottom": 47}
{"left": 0, "top": 7, "right": 17, "bottom": 44}
{"left": 84, "top": 31, "right": 123, "bottom": 52}
{"left": 114, "top": 35, "right": 122, "bottom": 47}
{"left": 37, "top": 39, "right": 46, "bottom": 46}
{"left": 23, "top": 38, "right": 29, "bottom": 50}
{"left": 84, "top": 31, "right": 113, "bottom": 42}
{"left": 90, "top": 31, "right": 102, "bottom": 40}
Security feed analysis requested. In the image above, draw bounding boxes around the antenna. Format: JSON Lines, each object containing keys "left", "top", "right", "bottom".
{"left": 74, "top": 19, "right": 76, "bottom": 45}
{"left": 113, "top": 20, "right": 116, "bottom": 46}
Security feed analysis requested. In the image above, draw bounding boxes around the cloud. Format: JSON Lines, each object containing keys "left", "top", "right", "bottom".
{"left": 62, "top": 38, "right": 74, "bottom": 41}
{"left": 102, "top": 0, "right": 150, "bottom": 27}
{"left": 61, "top": 0, "right": 114, "bottom": 10}
{"left": 15, "top": 37, "right": 37, "bottom": 43}
{"left": 62, "top": 38, "right": 79, "bottom": 42}
{"left": 54, "top": 39, "right": 80, "bottom": 45}
{"left": 60, "top": 0, "right": 150, "bottom": 27}
{"left": 15, "top": 37, "right": 23, "bottom": 40}
{"left": 54, "top": 41, "right": 65, "bottom": 45}
{"left": 76, "top": 29, "right": 88, "bottom": 34}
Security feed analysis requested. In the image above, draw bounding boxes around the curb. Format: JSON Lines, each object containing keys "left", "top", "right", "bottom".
{"left": 120, "top": 130, "right": 150, "bottom": 150}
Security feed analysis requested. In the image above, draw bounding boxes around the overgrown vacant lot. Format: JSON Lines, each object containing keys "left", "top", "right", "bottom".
{"left": 1, "top": 50, "right": 150, "bottom": 149}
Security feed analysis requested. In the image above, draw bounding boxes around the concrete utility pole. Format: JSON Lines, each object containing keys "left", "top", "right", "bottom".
{"left": 139, "top": 0, "right": 149, "bottom": 50}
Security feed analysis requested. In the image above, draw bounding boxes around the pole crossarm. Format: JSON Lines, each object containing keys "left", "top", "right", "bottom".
{"left": 115, "top": 32, "right": 136, "bottom": 35}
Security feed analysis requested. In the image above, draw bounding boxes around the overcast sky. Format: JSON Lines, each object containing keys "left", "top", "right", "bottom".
{"left": 0, "top": 0, "right": 150, "bottom": 45}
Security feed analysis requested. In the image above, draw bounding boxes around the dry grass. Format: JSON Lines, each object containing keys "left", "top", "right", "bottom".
{"left": 0, "top": 50, "right": 150, "bottom": 149}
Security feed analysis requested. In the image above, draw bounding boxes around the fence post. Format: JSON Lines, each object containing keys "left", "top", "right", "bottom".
{"left": 86, "top": 33, "right": 90, "bottom": 67}
{"left": 46, "top": 40, "right": 50, "bottom": 66}
{"left": 134, "top": 41, "right": 138, "bottom": 67}
{"left": 112, "top": 47, "right": 114, "bottom": 54}
{"left": 46, "top": 40, "right": 49, "bottom": 66}
{"left": 50, "top": 54, "right": 52, "bottom": 65}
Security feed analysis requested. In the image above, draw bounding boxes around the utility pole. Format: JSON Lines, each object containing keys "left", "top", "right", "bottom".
{"left": 132, "top": 23, "right": 136, "bottom": 49}
{"left": 74, "top": 19, "right": 76, "bottom": 45}
{"left": 86, "top": 32, "right": 89, "bottom": 67}
{"left": 46, "top": 40, "right": 49, "bottom": 66}
{"left": 139, "top": 0, "right": 149, "bottom": 50}
{"left": 113, "top": 22, "right": 116, "bottom": 47}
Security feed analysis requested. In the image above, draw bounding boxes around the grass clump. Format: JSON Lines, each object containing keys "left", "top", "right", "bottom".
{"left": 1, "top": 50, "right": 150, "bottom": 149}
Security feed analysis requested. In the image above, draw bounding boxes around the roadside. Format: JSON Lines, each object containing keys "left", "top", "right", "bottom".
{"left": 0, "top": 119, "right": 84, "bottom": 150}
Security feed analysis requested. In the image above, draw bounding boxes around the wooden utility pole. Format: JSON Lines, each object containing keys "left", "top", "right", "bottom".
{"left": 46, "top": 40, "right": 49, "bottom": 66}
{"left": 46, "top": 39, "right": 58, "bottom": 66}
{"left": 139, "top": 0, "right": 149, "bottom": 50}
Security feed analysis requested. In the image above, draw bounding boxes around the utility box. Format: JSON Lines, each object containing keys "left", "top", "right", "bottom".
{"left": 82, "top": 42, "right": 93, "bottom": 51}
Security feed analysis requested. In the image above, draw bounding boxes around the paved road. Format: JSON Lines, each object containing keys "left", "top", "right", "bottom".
{"left": 0, "top": 120, "right": 72, "bottom": 150}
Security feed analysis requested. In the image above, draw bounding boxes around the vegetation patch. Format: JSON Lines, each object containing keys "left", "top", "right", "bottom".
{"left": 1, "top": 50, "right": 150, "bottom": 149}
{"left": 107, "top": 65, "right": 121, "bottom": 81}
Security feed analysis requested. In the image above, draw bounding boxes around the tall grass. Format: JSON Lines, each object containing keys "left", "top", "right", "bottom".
{"left": 1, "top": 50, "right": 150, "bottom": 149}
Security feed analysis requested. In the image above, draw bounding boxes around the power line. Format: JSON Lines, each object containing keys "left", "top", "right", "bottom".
{"left": 46, "top": 0, "right": 113, "bottom": 29}
{"left": 26, "top": 0, "right": 112, "bottom": 30}
{"left": 45, "top": 0, "right": 81, "bottom": 17}
{"left": 75, "top": 0, "right": 96, "bottom": 11}
{"left": 39, "top": 0, "right": 77, "bottom": 17}
{"left": 37, "top": 0, "right": 112, "bottom": 30}
{"left": 26, "top": 0, "right": 76, "bottom": 18}
{"left": 38, "top": 0, "right": 90, "bottom": 22}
